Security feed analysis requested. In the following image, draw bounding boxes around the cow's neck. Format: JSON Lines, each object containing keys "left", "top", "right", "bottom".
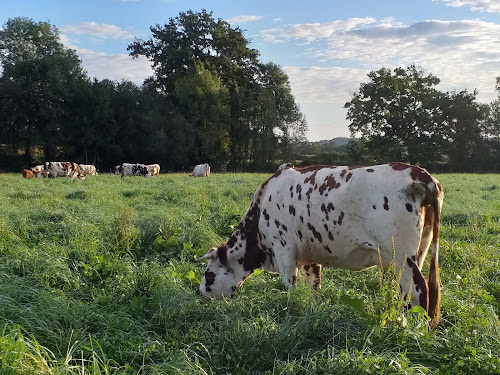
{"left": 227, "top": 201, "right": 268, "bottom": 274}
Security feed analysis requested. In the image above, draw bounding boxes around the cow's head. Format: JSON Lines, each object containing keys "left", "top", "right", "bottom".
{"left": 198, "top": 245, "right": 249, "bottom": 298}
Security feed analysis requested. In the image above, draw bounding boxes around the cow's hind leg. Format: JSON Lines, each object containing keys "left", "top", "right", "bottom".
{"left": 302, "top": 263, "right": 322, "bottom": 289}
{"left": 400, "top": 257, "right": 429, "bottom": 313}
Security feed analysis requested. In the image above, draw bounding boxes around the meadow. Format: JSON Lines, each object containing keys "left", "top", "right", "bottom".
{"left": 0, "top": 171, "right": 499, "bottom": 374}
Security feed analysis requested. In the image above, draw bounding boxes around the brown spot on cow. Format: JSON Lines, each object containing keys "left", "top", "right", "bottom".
{"left": 406, "top": 257, "right": 429, "bottom": 311}
{"left": 345, "top": 173, "right": 353, "bottom": 182}
{"left": 217, "top": 246, "right": 228, "bottom": 267}
{"left": 307, "top": 223, "right": 323, "bottom": 243}
{"left": 204, "top": 271, "right": 216, "bottom": 289}
{"left": 383, "top": 196, "right": 389, "bottom": 211}
{"left": 319, "top": 174, "right": 341, "bottom": 195}
{"left": 338, "top": 211, "right": 344, "bottom": 226}
{"left": 306, "top": 187, "right": 314, "bottom": 200}
{"left": 263, "top": 209, "right": 270, "bottom": 221}
{"left": 297, "top": 165, "right": 331, "bottom": 174}
{"left": 405, "top": 203, "right": 413, "bottom": 213}
{"left": 311, "top": 263, "right": 321, "bottom": 282}
{"left": 304, "top": 169, "right": 319, "bottom": 185}
{"left": 289, "top": 205, "right": 296, "bottom": 216}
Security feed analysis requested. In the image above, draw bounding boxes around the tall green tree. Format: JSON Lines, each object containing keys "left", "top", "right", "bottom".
{"left": 250, "top": 63, "right": 307, "bottom": 169}
{"left": 439, "top": 90, "right": 488, "bottom": 169}
{"left": 344, "top": 65, "right": 444, "bottom": 164}
{"left": 175, "top": 64, "right": 231, "bottom": 169}
{"left": 128, "top": 10, "right": 307, "bottom": 171}
{"left": 0, "top": 17, "right": 88, "bottom": 163}
{"left": 128, "top": 9, "right": 259, "bottom": 95}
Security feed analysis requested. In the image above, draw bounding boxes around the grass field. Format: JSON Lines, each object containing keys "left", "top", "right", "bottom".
{"left": 0, "top": 171, "right": 499, "bottom": 374}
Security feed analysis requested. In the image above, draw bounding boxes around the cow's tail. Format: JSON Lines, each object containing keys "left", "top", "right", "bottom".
{"left": 427, "top": 181, "right": 443, "bottom": 328}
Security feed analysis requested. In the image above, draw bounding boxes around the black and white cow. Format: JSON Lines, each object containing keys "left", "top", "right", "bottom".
{"left": 119, "top": 163, "right": 152, "bottom": 178}
{"left": 199, "top": 163, "right": 444, "bottom": 327}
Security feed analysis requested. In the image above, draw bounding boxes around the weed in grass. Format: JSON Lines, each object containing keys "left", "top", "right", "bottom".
{"left": 66, "top": 190, "right": 88, "bottom": 200}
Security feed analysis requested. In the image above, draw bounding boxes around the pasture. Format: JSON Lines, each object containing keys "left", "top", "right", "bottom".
{"left": 0, "top": 171, "right": 499, "bottom": 374}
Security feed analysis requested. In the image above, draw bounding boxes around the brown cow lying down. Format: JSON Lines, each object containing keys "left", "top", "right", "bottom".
{"left": 22, "top": 169, "right": 34, "bottom": 179}
{"left": 199, "top": 163, "right": 444, "bottom": 327}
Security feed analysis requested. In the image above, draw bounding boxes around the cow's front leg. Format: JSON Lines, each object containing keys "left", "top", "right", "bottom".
{"left": 281, "top": 265, "right": 298, "bottom": 289}
{"left": 302, "top": 263, "right": 322, "bottom": 289}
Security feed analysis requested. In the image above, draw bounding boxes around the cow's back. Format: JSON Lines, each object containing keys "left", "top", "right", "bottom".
{"left": 256, "top": 164, "right": 440, "bottom": 269}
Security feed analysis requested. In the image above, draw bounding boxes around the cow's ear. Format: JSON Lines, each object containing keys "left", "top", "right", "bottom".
{"left": 197, "top": 247, "right": 218, "bottom": 262}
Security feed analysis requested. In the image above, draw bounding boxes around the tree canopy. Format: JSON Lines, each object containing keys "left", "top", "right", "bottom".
{"left": 0, "top": 14, "right": 307, "bottom": 172}
{"left": 345, "top": 65, "right": 497, "bottom": 170}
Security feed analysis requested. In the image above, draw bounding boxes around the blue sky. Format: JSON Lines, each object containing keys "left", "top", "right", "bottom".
{"left": 2, "top": 0, "right": 500, "bottom": 141}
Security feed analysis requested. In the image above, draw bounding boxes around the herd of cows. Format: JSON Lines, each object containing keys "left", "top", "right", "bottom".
{"left": 18, "top": 160, "right": 444, "bottom": 327}
{"left": 21, "top": 162, "right": 211, "bottom": 179}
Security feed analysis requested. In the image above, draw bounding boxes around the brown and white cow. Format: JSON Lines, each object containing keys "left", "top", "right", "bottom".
{"left": 45, "top": 162, "right": 85, "bottom": 179}
{"left": 31, "top": 164, "right": 46, "bottom": 178}
{"left": 79, "top": 164, "right": 97, "bottom": 176}
{"left": 22, "top": 169, "right": 34, "bottom": 179}
{"left": 119, "top": 163, "right": 152, "bottom": 178}
{"left": 199, "top": 163, "right": 444, "bottom": 327}
{"left": 146, "top": 164, "right": 160, "bottom": 176}
{"left": 190, "top": 163, "right": 210, "bottom": 177}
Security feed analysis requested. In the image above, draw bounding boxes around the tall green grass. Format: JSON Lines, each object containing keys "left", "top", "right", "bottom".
{"left": 0, "top": 172, "right": 499, "bottom": 374}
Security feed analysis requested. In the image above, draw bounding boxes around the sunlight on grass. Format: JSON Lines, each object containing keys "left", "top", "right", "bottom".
{"left": 0, "top": 172, "right": 499, "bottom": 374}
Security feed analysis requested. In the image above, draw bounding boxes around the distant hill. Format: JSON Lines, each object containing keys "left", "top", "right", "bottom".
{"left": 316, "top": 137, "right": 349, "bottom": 146}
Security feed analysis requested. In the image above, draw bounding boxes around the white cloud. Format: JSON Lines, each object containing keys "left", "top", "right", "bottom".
{"left": 226, "top": 15, "right": 262, "bottom": 24}
{"left": 264, "top": 18, "right": 500, "bottom": 102}
{"left": 78, "top": 49, "right": 152, "bottom": 84}
{"left": 59, "top": 34, "right": 152, "bottom": 84}
{"left": 60, "top": 22, "right": 135, "bottom": 40}
{"left": 283, "top": 66, "right": 368, "bottom": 103}
{"left": 283, "top": 66, "right": 370, "bottom": 141}
{"left": 434, "top": 0, "right": 500, "bottom": 13}
{"left": 262, "top": 18, "right": 376, "bottom": 43}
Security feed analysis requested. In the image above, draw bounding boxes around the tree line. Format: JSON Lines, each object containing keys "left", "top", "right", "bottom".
{"left": 0, "top": 12, "right": 306, "bottom": 173}
{"left": 1, "top": 13, "right": 500, "bottom": 173}
{"left": 344, "top": 66, "right": 500, "bottom": 172}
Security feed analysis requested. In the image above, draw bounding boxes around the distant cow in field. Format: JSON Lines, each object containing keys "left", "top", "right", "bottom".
{"left": 199, "top": 163, "right": 444, "bottom": 328}
{"left": 79, "top": 164, "right": 97, "bottom": 176}
{"left": 146, "top": 164, "right": 160, "bottom": 176}
{"left": 120, "top": 163, "right": 152, "bottom": 178}
{"left": 45, "top": 162, "right": 85, "bottom": 179}
{"left": 31, "top": 165, "right": 46, "bottom": 178}
{"left": 22, "top": 169, "right": 34, "bottom": 179}
{"left": 111, "top": 164, "right": 122, "bottom": 175}
{"left": 191, "top": 163, "right": 210, "bottom": 177}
